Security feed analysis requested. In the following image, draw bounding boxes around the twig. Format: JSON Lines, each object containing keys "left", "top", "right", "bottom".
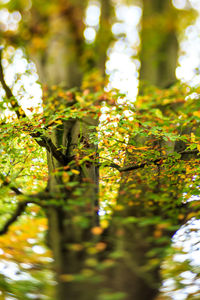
{"left": 0, "top": 47, "right": 26, "bottom": 119}
{"left": 0, "top": 47, "right": 66, "bottom": 165}
{"left": 103, "top": 149, "right": 199, "bottom": 173}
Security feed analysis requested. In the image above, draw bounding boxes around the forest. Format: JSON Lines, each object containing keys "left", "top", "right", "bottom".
{"left": 0, "top": 0, "right": 200, "bottom": 299}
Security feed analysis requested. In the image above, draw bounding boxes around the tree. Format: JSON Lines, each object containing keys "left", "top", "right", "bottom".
{"left": 0, "top": 0, "right": 200, "bottom": 299}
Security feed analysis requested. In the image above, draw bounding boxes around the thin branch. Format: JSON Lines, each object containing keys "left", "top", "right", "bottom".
{"left": 0, "top": 47, "right": 26, "bottom": 119}
{"left": 179, "top": 149, "right": 199, "bottom": 156}
{"left": 1, "top": 175, "right": 63, "bottom": 204}
{"left": 103, "top": 149, "right": 200, "bottom": 173}
{"left": 10, "top": 186, "right": 23, "bottom": 195}
{"left": 0, "top": 188, "right": 57, "bottom": 235}
{"left": 175, "top": 200, "right": 200, "bottom": 226}
{"left": 1, "top": 175, "right": 50, "bottom": 199}
{"left": 30, "top": 133, "right": 66, "bottom": 165}
{"left": 0, "top": 188, "right": 69, "bottom": 235}
{"left": 119, "top": 161, "right": 148, "bottom": 172}
{"left": 1, "top": 175, "right": 23, "bottom": 195}
{"left": 0, "top": 200, "right": 39, "bottom": 235}
{"left": 0, "top": 47, "right": 66, "bottom": 165}
{"left": 24, "top": 191, "right": 54, "bottom": 202}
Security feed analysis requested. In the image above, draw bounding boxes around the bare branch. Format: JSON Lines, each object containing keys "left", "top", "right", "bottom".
{"left": 0, "top": 47, "right": 26, "bottom": 119}
{"left": 0, "top": 47, "right": 66, "bottom": 165}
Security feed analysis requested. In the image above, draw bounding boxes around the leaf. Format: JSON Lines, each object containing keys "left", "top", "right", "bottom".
{"left": 191, "top": 132, "right": 196, "bottom": 143}
{"left": 122, "top": 217, "right": 138, "bottom": 224}
{"left": 91, "top": 227, "right": 103, "bottom": 235}
{"left": 154, "top": 109, "right": 164, "bottom": 119}
{"left": 71, "top": 169, "right": 80, "bottom": 175}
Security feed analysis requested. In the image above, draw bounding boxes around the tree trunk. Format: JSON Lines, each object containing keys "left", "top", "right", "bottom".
{"left": 30, "top": 4, "right": 100, "bottom": 299}
{"left": 1, "top": 1, "right": 198, "bottom": 300}
{"left": 140, "top": 0, "right": 178, "bottom": 88}
{"left": 107, "top": 1, "right": 180, "bottom": 299}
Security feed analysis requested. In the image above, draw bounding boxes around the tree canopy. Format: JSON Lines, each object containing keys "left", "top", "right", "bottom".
{"left": 0, "top": 0, "right": 200, "bottom": 299}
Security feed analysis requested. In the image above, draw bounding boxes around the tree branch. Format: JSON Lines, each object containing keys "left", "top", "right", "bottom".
{"left": 0, "top": 174, "right": 23, "bottom": 195}
{"left": 0, "top": 171, "right": 64, "bottom": 205}
{"left": 0, "top": 187, "right": 58, "bottom": 235}
{"left": 0, "top": 200, "right": 38, "bottom": 235}
{"left": 104, "top": 149, "right": 199, "bottom": 173}
{"left": 10, "top": 186, "right": 23, "bottom": 195}
{"left": 0, "top": 188, "right": 69, "bottom": 235}
{"left": 30, "top": 133, "right": 66, "bottom": 165}
{"left": 0, "top": 47, "right": 66, "bottom": 165}
{"left": 0, "top": 47, "right": 26, "bottom": 119}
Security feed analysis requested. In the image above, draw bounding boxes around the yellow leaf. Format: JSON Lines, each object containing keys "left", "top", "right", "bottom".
{"left": 193, "top": 111, "right": 200, "bottom": 118}
{"left": 115, "top": 204, "right": 124, "bottom": 211}
{"left": 187, "top": 212, "right": 197, "bottom": 220}
{"left": 136, "top": 146, "right": 149, "bottom": 150}
{"left": 76, "top": 95, "right": 84, "bottom": 104}
{"left": 19, "top": 107, "right": 25, "bottom": 115}
{"left": 101, "top": 219, "right": 109, "bottom": 228}
{"left": 155, "top": 109, "right": 163, "bottom": 119}
{"left": 191, "top": 132, "right": 195, "bottom": 143}
{"left": 118, "top": 128, "right": 127, "bottom": 134}
{"left": 55, "top": 119, "right": 62, "bottom": 125}
{"left": 71, "top": 169, "right": 80, "bottom": 175}
{"left": 62, "top": 172, "right": 70, "bottom": 183}
{"left": 87, "top": 247, "right": 97, "bottom": 255}
{"left": 58, "top": 91, "right": 65, "bottom": 97}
